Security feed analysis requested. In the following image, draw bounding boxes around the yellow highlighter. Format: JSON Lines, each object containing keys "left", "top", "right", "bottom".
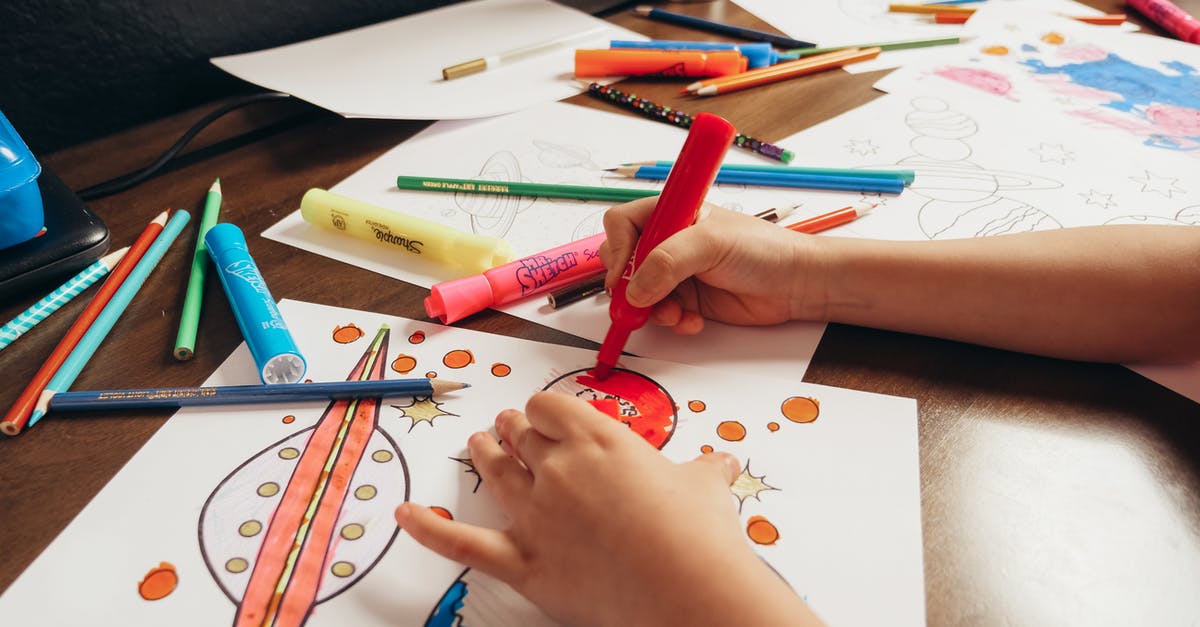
{"left": 299, "top": 188, "right": 513, "bottom": 274}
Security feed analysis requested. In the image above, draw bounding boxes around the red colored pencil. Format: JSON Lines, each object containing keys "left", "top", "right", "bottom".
{"left": 785, "top": 203, "right": 874, "bottom": 234}
{"left": 1, "top": 210, "right": 168, "bottom": 436}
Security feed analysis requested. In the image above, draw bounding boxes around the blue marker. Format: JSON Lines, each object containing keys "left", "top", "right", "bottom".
{"left": 206, "top": 223, "right": 306, "bottom": 384}
{"left": 611, "top": 39, "right": 778, "bottom": 69}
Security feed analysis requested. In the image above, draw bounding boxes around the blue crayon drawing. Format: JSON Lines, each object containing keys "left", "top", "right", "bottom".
{"left": 1019, "top": 53, "right": 1200, "bottom": 151}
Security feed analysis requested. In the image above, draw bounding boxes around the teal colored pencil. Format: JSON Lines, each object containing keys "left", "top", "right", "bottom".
{"left": 174, "top": 178, "right": 223, "bottom": 360}
{"left": 629, "top": 160, "right": 915, "bottom": 185}
{"left": 28, "top": 210, "right": 191, "bottom": 428}
{"left": 0, "top": 247, "right": 128, "bottom": 353}
{"left": 779, "top": 36, "right": 964, "bottom": 58}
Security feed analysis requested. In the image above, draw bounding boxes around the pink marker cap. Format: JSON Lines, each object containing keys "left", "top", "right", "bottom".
{"left": 425, "top": 274, "right": 497, "bottom": 324}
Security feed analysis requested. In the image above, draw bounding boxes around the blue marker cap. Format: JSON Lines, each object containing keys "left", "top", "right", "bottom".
{"left": 206, "top": 223, "right": 306, "bottom": 384}
{"left": 611, "top": 39, "right": 777, "bottom": 68}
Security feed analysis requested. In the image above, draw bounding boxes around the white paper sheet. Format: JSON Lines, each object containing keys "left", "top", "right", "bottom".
{"left": 0, "top": 300, "right": 925, "bottom": 627}
{"left": 211, "top": 0, "right": 646, "bottom": 120}
{"left": 263, "top": 100, "right": 835, "bottom": 381}
{"left": 734, "top": 0, "right": 1123, "bottom": 73}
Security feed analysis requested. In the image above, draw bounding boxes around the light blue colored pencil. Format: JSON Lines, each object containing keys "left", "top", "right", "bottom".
{"left": 611, "top": 165, "right": 906, "bottom": 194}
{"left": 628, "top": 160, "right": 916, "bottom": 185}
{"left": 0, "top": 247, "right": 129, "bottom": 353}
{"left": 28, "top": 210, "right": 191, "bottom": 428}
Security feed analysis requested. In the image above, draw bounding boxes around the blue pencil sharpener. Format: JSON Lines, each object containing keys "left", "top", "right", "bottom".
{"left": 0, "top": 110, "right": 44, "bottom": 250}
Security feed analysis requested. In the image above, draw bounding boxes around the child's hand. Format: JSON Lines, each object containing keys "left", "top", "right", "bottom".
{"left": 599, "top": 198, "right": 821, "bottom": 334}
{"left": 395, "top": 391, "right": 819, "bottom": 627}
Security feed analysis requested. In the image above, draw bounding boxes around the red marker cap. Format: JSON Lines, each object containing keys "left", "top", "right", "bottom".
{"left": 593, "top": 112, "right": 736, "bottom": 379}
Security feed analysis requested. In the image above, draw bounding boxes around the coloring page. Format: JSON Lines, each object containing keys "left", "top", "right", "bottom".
{"left": 0, "top": 300, "right": 924, "bottom": 626}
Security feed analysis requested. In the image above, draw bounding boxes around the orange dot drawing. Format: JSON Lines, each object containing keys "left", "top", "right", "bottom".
{"left": 767, "top": 421, "right": 780, "bottom": 432}
{"left": 746, "top": 516, "right": 780, "bottom": 546}
{"left": 408, "top": 330, "right": 426, "bottom": 344}
{"left": 781, "top": 396, "right": 820, "bottom": 424}
{"left": 490, "top": 363, "right": 511, "bottom": 377}
{"left": 331, "top": 324, "right": 365, "bottom": 344}
{"left": 716, "top": 420, "right": 747, "bottom": 442}
{"left": 700, "top": 444, "right": 714, "bottom": 454}
{"left": 1041, "top": 32, "right": 1065, "bottom": 45}
{"left": 425, "top": 371, "right": 438, "bottom": 379}
{"left": 442, "top": 349, "right": 474, "bottom": 369}
{"left": 429, "top": 506, "right": 453, "bottom": 520}
{"left": 981, "top": 45, "right": 1009, "bottom": 56}
{"left": 391, "top": 354, "right": 417, "bottom": 374}
{"left": 282, "top": 415, "right": 296, "bottom": 425}
{"left": 137, "top": 562, "right": 179, "bottom": 601}
{"left": 687, "top": 400, "right": 707, "bottom": 412}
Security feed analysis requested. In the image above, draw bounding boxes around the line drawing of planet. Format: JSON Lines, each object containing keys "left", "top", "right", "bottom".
{"left": 454, "top": 151, "right": 536, "bottom": 237}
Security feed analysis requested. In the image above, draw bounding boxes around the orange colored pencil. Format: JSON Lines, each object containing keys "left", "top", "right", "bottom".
{"left": 684, "top": 47, "right": 882, "bottom": 96}
{"left": 785, "top": 203, "right": 874, "bottom": 234}
{"left": 1, "top": 210, "right": 168, "bottom": 436}
{"left": 889, "top": 3, "right": 976, "bottom": 15}
{"left": 1070, "top": 13, "right": 1127, "bottom": 25}
{"left": 936, "top": 13, "right": 971, "bottom": 24}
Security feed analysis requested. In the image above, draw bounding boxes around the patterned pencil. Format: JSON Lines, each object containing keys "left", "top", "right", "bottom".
{"left": 0, "top": 247, "right": 128, "bottom": 353}
{"left": 1, "top": 211, "right": 168, "bottom": 437}
{"left": 27, "top": 210, "right": 192, "bottom": 430}
{"left": 586, "top": 83, "right": 795, "bottom": 163}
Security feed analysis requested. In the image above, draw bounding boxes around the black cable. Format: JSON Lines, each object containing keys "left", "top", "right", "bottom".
{"left": 76, "top": 91, "right": 294, "bottom": 201}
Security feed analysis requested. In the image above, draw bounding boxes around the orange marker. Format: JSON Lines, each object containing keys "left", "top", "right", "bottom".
{"left": 785, "top": 203, "right": 874, "bottom": 234}
{"left": 594, "top": 113, "right": 735, "bottom": 379}
{"left": 684, "top": 47, "right": 882, "bottom": 96}
{"left": 574, "top": 49, "right": 747, "bottom": 78}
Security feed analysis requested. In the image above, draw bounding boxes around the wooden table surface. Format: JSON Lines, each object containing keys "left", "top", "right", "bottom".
{"left": 2, "top": 2, "right": 1198, "bottom": 624}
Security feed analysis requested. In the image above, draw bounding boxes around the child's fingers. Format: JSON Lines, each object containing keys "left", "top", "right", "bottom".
{"left": 394, "top": 502, "right": 525, "bottom": 583}
{"left": 467, "top": 431, "right": 532, "bottom": 508}
{"left": 624, "top": 227, "right": 721, "bottom": 308}
{"left": 523, "top": 391, "right": 614, "bottom": 443}
{"left": 601, "top": 197, "right": 659, "bottom": 289}
{"left": 689, "top": 451, "right": 742, "bottom": 485}
{"left": 495, "top": 408, "right": 556, "bottom": 468}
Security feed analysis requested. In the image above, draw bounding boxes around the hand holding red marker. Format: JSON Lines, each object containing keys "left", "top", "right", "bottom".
{"left": 593, "top": 112, "right": 736, "bottom": 379}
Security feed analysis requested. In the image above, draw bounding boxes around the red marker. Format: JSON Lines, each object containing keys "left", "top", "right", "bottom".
{"left": 593, "top": 112, "right": 736, "bottom": 379}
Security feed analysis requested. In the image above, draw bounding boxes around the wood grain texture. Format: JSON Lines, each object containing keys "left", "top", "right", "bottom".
{"left": 2, "top": 2, "right": 1198, "bottom": 624}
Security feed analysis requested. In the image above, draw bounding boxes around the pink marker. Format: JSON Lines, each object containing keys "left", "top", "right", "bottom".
{"left": 425, "top": 232, "right": 606, "bottom": 324}
{"left": 1128, "top": 0, "right": 1200, "bottom": 44}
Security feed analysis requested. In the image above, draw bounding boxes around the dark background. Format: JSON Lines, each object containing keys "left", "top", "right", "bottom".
{"left": 0, "top": 0, "right": 630, "bottom": 155}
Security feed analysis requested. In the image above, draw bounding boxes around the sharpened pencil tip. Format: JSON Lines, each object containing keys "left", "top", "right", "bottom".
{"left": 211, "top": 178, "right": 221, "bottom": 194}
{"left": 633, "top": 5, "right": 652, "bottom": 15}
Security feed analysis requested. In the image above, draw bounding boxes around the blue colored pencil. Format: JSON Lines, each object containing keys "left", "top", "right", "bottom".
{"left": 627, "top": 160, "right": 915, "bottom": 185}
{"left": 0, "top": 247, "right": 128, "bottom": 353}
{"left": 632, "top": 5, "right": 815, "bottom": 49}
{"left": 46, "top": 378, "right": 469, "bottom": 411}
{"left": 609, "top": 165, "right": 906, "bottom": 194}
{"left": 28, "top": 210, "right": 192, "bottom": 428}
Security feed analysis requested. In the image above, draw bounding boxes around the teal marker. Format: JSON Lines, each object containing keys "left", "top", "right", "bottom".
{"left": 206, "top": 223, "right": 306, "bottom": 385}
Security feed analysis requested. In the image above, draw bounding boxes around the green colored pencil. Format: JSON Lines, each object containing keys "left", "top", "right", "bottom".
{"left": 780, "top": 36, "right": 963, "bottom": 58}
{"left": 628, "top": 161, "right": 915, "bottom": 186}
{"left": 173, "top": 178, "right": 223, "bottom": 360}
{"left": 396, "top": 175, "right": 658, "bottom": 203}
